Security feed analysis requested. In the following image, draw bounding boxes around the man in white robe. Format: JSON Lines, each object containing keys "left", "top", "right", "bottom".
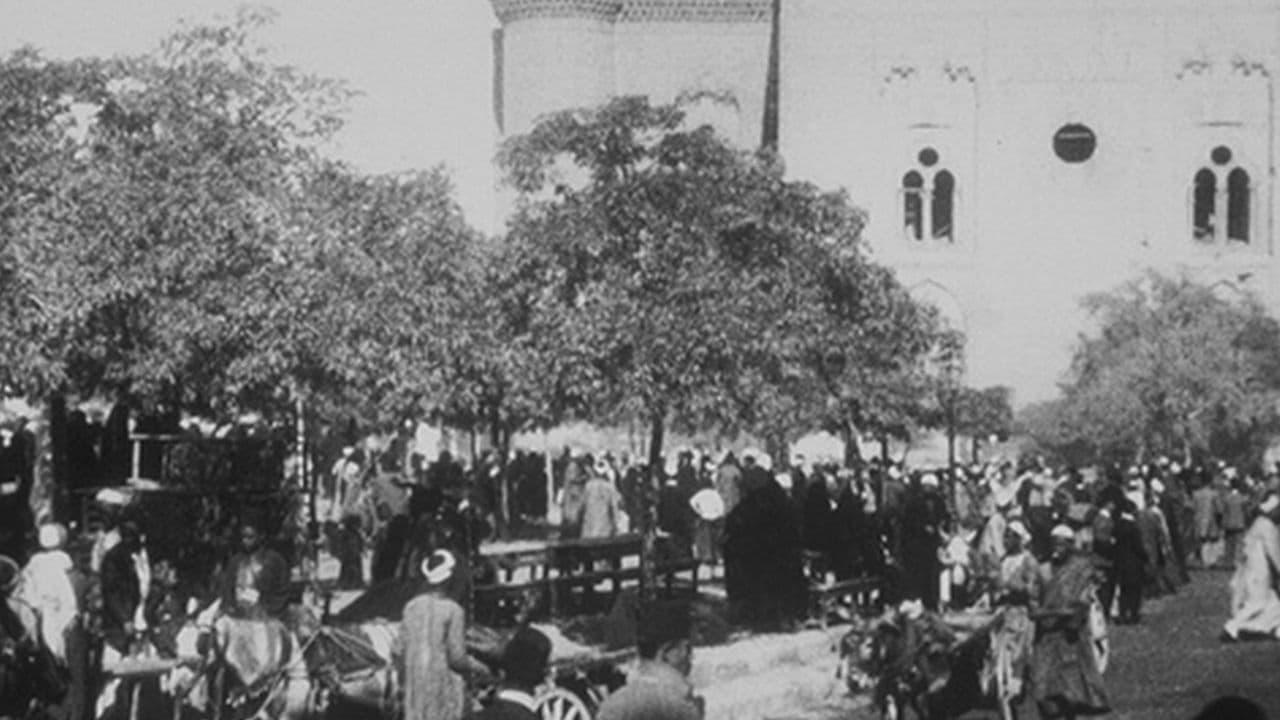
{"left": 1223, "top": 494, "right": 1280, "bottom": 640}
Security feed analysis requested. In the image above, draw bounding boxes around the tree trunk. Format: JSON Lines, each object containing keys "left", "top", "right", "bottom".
{"left": 766, "top": 430, "right": 787, "bottom": 472}
{"left": 641, "top": 408, "right": 665, "bottom": 601}
{"left": 488, "top": 419, "right": 510, "bottom": 540}
{"left": 842, "top": 421, "right": 861, "bottom": 468}
{"left": 47, "top": 393, "right": 69, "bottom": 525}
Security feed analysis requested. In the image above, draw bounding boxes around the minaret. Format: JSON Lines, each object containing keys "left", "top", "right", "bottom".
{"left": 761, "top": 0, "right": 780, "bottom": 150}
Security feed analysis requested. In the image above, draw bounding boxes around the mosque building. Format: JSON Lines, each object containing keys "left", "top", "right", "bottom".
{"left": 489, "top": 0, "right": 1280, "bottom": 405}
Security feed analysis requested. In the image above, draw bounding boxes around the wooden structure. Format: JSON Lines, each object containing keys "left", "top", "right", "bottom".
{"left": 476, "top": 534, "right": 700, "bottom": 620}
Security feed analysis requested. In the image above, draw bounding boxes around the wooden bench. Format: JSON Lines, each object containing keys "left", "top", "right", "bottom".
{"left": 809, "top": 576, "right": 883, "bottom": 628}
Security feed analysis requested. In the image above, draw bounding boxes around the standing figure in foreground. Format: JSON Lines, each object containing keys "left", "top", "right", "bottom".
{"left": 1222, "top": 494, "right": 1280, "bottom": 640}
{"left": 465, "top": 626, "right": 552, "bottom": 720}
{"left": 1031, "top": 525, "right": 1110, "bottom": 720}
{"left": 399, "top": 550, "right": 492, "bottom": 720}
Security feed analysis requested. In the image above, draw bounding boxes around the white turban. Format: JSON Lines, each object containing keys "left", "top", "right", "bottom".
{"left": 1050, "top": 524, "right": 1076, "bottom": 541}
{"left": 38, "top": 523, "right": 67, "bottom": 550}
{"left": 1260, "top": 495, "right": 1280, "bottom": 514}
{"left": 690, "top": 488, "right": 726, "bottom": 521}
{"left": 421, "top": 550, "right": 457, "bottom": 585}
{"left": 1006, "top": 520, "right": 1031, "bottom": 542}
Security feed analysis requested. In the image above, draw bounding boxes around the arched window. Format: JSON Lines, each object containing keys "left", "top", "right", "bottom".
{"left": 903, "top": 171, "right": 924, "bottom": 241}
{"left": 1192, "top": 168, "right": 1216, "bottom": 241}
{"left": 1227, "top": 168, "right": 1250, "bottom": 243}
{"left": 901, "top": 148, "right": 957, "bottom": 245}
{"left": 1189, "top": 147, "right": 1253, "bottom": 246}
{"left": 932, "top": 170, "right": 954, "bottom": 240}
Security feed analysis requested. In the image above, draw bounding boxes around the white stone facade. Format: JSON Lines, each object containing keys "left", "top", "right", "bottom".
{"left": 491, "top": 0, "right": 1280, "bottom": 404}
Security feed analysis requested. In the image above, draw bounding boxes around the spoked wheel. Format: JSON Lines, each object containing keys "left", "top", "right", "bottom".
{"left": 537, "top": 686, "right": 593, "bottom": 720}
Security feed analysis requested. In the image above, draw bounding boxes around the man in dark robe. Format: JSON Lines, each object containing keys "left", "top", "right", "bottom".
{"left": 722, "top": 455, "right": 805, "bottom": 631}
{"left": 100, "top": 400, "right": 131, "bottom": 485}
{"left": 801, "top": 470, "right": 835, "bottom": 581}
{"left": 99, "top": 522, "right": 144, "bottom": 656}
{"left": 899, "top": 474, "right": 947, "bottom": 611}
{"left": 0, "top": 426, "right": 34, "bottom": 564}
{"left": 1111, "top": 499, "right": 1148, "bottom": 624}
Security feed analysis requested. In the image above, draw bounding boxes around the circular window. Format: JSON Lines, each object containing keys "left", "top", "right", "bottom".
{"left": 918, "top": 147, "right": 939, "bottom": 167}
{"left": 1211, "top": 145, "right": 1233, "bottom": 165}
{"left": 1053, "top": 124, "right": 1096, "bottom": 163}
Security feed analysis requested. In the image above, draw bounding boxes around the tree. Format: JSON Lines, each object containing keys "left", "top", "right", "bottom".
{"left": 789, "top": 256, "right": 948, "bottom": 465}
{"left": 497, "top": 95, "right": 932, "bottom": 588}
{"left": 260, "top": 160, "right": 481, "bottom": 427}
{"left": 3, "top": 9, "right": 352, "bottom": 418}
{"left": 1034, "top": 272, "right": 1280, "bottom": 466}
{"left": 954, "top": 385, "right": 1014, "bottom": 462}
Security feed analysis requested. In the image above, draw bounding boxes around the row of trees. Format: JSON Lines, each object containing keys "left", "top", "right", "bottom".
{"left": 1, "top": 13, "right": 996, "bottom": 474}
{"left": 1020, "top": 272, "right": 1280, "bottom": 469}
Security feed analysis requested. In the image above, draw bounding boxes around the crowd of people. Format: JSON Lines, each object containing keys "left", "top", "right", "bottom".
{"left": 4, "top": 405, "right": 1280, "bottom": 720}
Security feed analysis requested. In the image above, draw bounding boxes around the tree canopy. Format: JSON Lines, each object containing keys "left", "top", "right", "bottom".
{"left": 0, "top": 11, "right": 475, "bottom": 426}
{"left": 1020, "top": 272, "right": 1280, "bottom": 467}
{"left": 496, "top": 95, "right": 947, "bottom": 462}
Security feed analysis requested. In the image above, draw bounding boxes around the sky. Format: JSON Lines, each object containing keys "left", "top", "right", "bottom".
{"left": 0, "top": 0, "right": 500, "bottom": 230}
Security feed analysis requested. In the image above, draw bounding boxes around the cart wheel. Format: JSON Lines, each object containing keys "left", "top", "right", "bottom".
{"left": 537, "top": 686, "right": 594, "bottom": 720}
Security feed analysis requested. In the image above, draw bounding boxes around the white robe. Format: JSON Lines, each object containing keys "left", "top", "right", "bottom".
{"left": 20, "top": 549, "right": 78, "bottom": 660}
{"left": 1225, "top": 515, "right": 1280, "bottom": 638}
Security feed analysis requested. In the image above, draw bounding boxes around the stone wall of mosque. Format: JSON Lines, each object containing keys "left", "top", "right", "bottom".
{"left": 493, "top": 0, "right": 1280, "bottom": 405}
{"left": 781, "top": 0, "right": 1280, "bottom": 403}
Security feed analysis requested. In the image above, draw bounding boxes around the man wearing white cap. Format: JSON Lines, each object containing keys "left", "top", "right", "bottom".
{"left": 1031, "top": 524, "right": 1110, "bottom": 718}
{"left": 1223, "top": 493, "right": 1280, "bottom": 641}
{"left": 400, "top": 550, "right": 492, "bottom": 720}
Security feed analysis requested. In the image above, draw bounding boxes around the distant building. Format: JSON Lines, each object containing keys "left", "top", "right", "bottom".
{"left": 490, "top": 0, "right": 1280, "bottom": 404}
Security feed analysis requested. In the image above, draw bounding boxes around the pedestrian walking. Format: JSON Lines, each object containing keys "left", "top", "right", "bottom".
{"left": 579, "top": 460, "right": 624, "bottom": 540}
{"left": 1222, "top": 481, "right": 1249, "bottom": 569}
{"left": 1193, "top": 478, "right": 1225, "bottom": 568}
{"left": 1031, "top": 525, "right": 1110, "bottom": 719}
{"left": 1222, "top": 494, "right": 1280, "bottom": 641}
{"left": 399, "top": 550, "right": 493, "bottom": 720}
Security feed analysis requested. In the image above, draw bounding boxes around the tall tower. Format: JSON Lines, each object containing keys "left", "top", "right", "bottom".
{"left": 490, "top": 0, "right": 772, "bottom": 144}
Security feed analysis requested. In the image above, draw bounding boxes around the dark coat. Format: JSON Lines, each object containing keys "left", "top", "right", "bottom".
{"left": 99, "top": 543, "right": 141, "bottom": 652}
{"left": 723, "top": 476, "right": 805, "bottom": 629}
{"left": 900, "top": 489, "right": 946, "bottom": 609}
{"left": 801, "top": 481, "right": 834, "bottom": 553}
{"left": 1111, "top": 512, "right": 1148, "bottom": 582}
